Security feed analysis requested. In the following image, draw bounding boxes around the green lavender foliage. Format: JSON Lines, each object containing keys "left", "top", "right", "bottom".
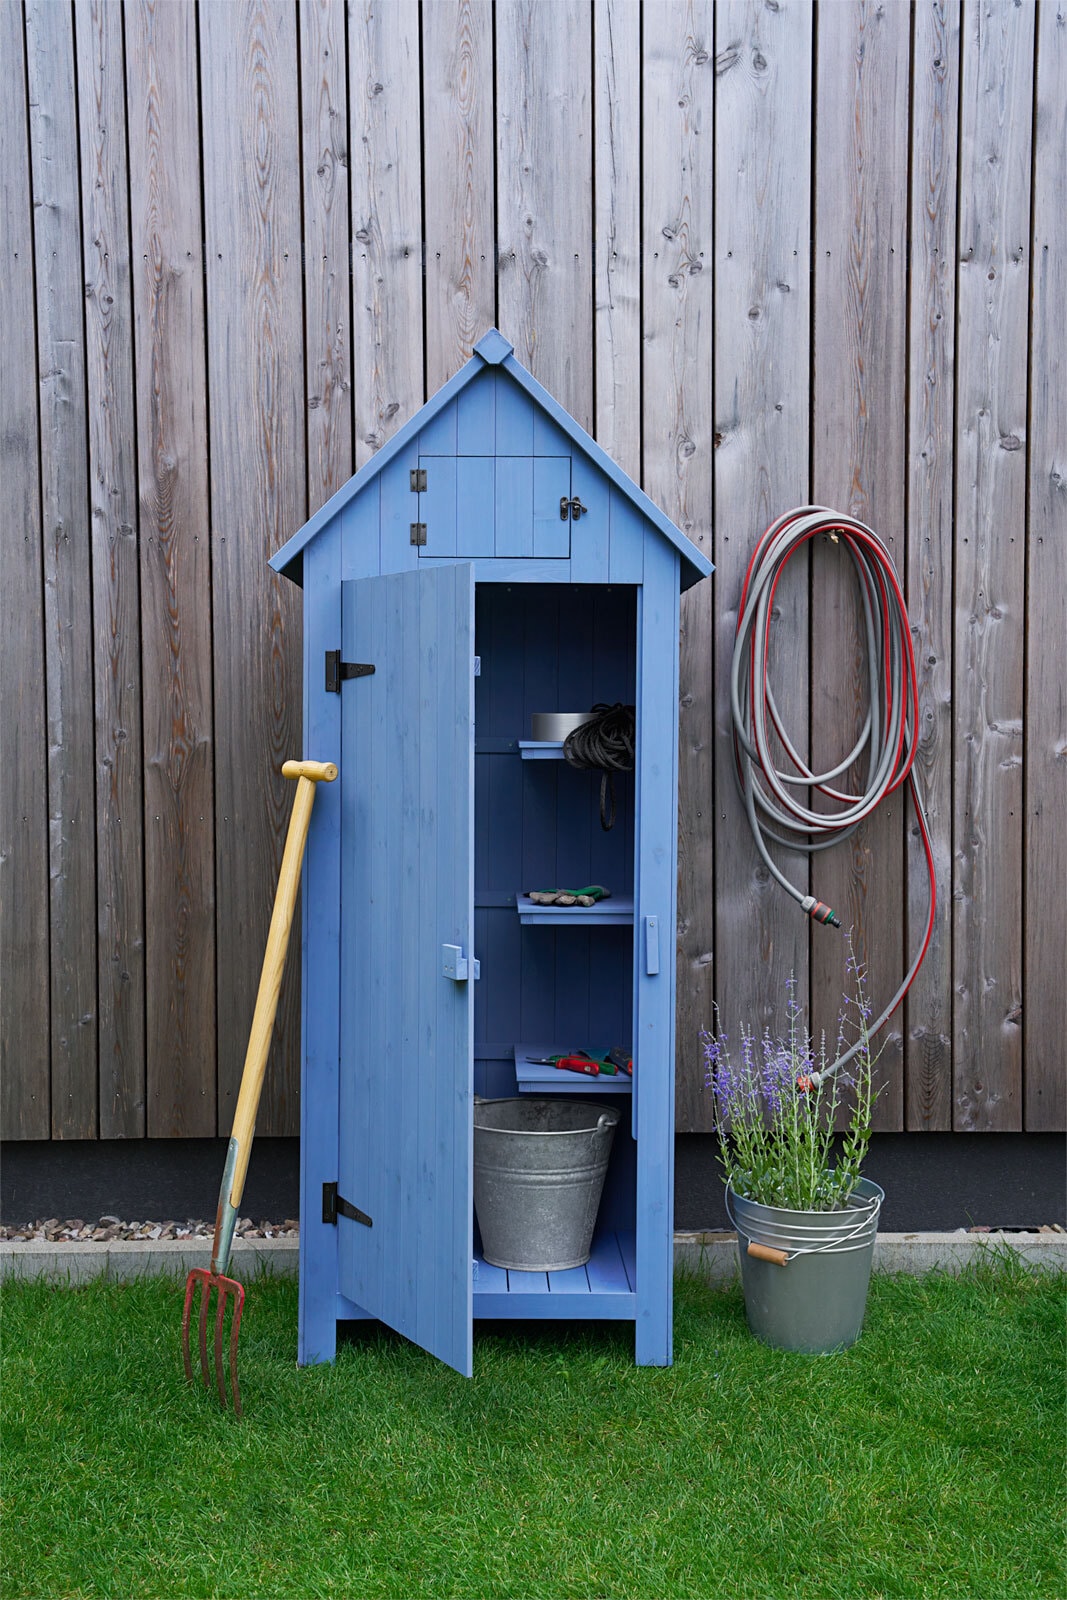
{"left": 703, "top": 957, "right": 877, "bottom": 1212}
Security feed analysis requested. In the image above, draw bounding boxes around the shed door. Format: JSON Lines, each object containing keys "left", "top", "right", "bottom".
{"left": 417, "top": 455, "right": 572, "bottom": 558}
{"left": 337, "top": 564, "right": 475, "bottom": 1376}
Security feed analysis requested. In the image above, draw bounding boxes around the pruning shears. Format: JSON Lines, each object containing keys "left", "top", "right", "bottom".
{"left": 527, "top": 1048, "right": 633, "bottom": 1077}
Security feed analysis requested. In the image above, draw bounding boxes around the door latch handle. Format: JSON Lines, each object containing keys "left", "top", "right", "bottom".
{"left": 442, "top": 944, "right": 480, "bottom": 981}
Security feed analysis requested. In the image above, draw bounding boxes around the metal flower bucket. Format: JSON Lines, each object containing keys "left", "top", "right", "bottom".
{"left": 473, "top": 1098, "right": 619, "bottom": 1271}
{"left": 728, "top": 1177, "right": 884, "bottom": 1352}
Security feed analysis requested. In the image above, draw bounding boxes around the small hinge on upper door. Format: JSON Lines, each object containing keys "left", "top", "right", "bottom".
{"left": 410, "top": 522, "right": 427, "bottom": 546}
{"left": 410, "top": 467, "right": 427, "bottom": 492}
{"left": 325, "top": 650, "right": 375, "bottom": 694}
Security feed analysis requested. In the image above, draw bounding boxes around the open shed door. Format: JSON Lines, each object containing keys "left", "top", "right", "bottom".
{"left": 337, "top": 564, "right": 475, "bottom": 1375}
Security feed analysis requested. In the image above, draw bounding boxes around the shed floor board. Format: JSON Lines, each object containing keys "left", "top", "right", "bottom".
{"left": 472, "top": 1229, "right": 637, "bottom": 1319}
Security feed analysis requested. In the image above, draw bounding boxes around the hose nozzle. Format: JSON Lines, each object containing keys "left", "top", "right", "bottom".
{"left": 801, "top": 895, "right": 841, "bottom": 928}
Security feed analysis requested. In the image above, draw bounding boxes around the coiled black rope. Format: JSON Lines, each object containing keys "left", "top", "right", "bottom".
{"left": 563, "top": 703, "right": 636, "bottom": 831}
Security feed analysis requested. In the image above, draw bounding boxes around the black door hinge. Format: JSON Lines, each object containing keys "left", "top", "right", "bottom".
{"left": 559, "top": 496, "right": 589, "bottom": 522}
{"left": 410, "top": 467, "right": 427, "bottom": 492}
{"left": 325, "top": 650, "right": 375, "bottom": 694}
{"left": 322, "top": 1181, "right": 373, "bottom": 1228}
{"left": 410, "top": 522, "right": 427, "bottom": 546}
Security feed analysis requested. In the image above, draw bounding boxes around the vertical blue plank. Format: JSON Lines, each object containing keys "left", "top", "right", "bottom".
{"left": 391, "top": 571, "right": 423, "bottom": 1335}
{"left": 457, "top": 457, "right": 496, "bottom": 557}
{"left": 633, "top": 541, "right": 680, "bottom": 1367}
{"left": 299, "top": 521, "right": 344, "bottom": 1365}
{"left": 533, "top": 409, "right": 573, "bottom": 457}
{"left": 568, "top": 454, "right": 608, "bottom": 583}
{"left": 415, "top": 570, "right": 444, "bottom": 1350}
{"left": 608, "top": 491, "right": 646, "bottom": 584}
{"left": 417, "top": 396, "right": 458, "bottom": 455}
{"left": 422, "top": 454, "right": 458, "bottom": 557}
{"left": 340, "top": 477, "right": 381, "bottom": 580}
{"left": 379, "top": 450, "right": 420, "bottom": 575}
{"left": 533, "top": 458, "right": 572, "bottom": 558}
{"left": 495, "top": 456, "right": 534, "bottom": 557}
{"left": 495, "top": 375, "right": 535, "bottom": 454}
{"left": 458, "top": 369, "right": 496, "bottom": 454}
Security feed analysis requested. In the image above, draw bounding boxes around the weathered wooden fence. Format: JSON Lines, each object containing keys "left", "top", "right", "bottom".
{"left": 2, "top": 0, "right": 1063, "bottom": 1142}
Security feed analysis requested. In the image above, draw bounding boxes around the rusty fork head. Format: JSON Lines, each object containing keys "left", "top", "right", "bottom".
{"left": 182, "top": 1267, "right": 246, "bottom": 1418}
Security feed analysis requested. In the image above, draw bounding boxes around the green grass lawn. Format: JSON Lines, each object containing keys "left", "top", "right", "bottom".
{"left": 2, "top": 1256, "right": 1063, "bottom": 1600}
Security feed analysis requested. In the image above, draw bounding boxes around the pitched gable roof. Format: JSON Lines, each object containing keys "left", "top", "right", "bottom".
{"left": 270, "top": 330, "right": 712, "bottom": 590}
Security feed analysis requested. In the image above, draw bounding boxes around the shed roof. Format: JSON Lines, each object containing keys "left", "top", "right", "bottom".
{"left": 270, "top": 329, "right": 712, "bottom": 590}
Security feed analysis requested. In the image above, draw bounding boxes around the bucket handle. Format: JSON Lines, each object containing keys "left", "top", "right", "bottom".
{"left": 725, "top": 1186, "right": 882, "bottom": 1267}
{"left": 747, "top": 1241, "right": 790, "bottom": 1267}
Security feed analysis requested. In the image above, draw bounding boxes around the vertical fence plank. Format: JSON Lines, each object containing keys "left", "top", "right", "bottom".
{"left": 952, "top": 0, "right": 1033, "bottom": 1131}
{"left": 642, "top": 0, "right": 714, "bottom": 1130}
{"left": 423, "top": 0, "right": 496, "bottom": 391}
{"left": 349, "top": 0, "right": 424, "bottom": 466}
{"left": 496, "top": 0, "right": 594, "bottom": 432}
{"left": 0, "top": 0, "right": 50, "bottom": 1139}
{"left": 905, "top": 1, "right": 960, "bottom": 1131}
{"left": 712, "top": 0, "right": 813, "bottom": 1077}
{"left": 126, "top": 0, "right": 216, "bottom": 1137}
{"left": 593, "top": 0, "right": 641, "bottom": 477}
{"left": 201, "top": 0, "right": 305, "bottom": 1136}
{"left": 26, "top": 0, "right": 98, "bottom": 1138}
{"left": 811, "top": 0, "right": 910, "bottom": 1131}
{"left": 301, "top": 0, "right": 354, "bottom": 515}
{"left": 77, "top": 0, "right": 146, "bottom": 1137}
{"left": 1023, "top": 0, "right": 1065, "bottom": 1131}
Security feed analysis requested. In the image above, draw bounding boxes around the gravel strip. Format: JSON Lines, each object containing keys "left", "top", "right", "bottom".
{"left": 0, "top": 1217, "right": 299, "bottom": 1243}
{"left": 2, "top": 1218, "right": 1061, "bottom": 1244}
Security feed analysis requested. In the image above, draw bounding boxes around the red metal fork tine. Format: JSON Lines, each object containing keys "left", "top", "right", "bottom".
{"left": 198, "top": 1274, "right": 212, "bottom": 1387}
{"left": 181, "top": 1270, "right": 198, "bottom": 1384}
{"left": 228, "top": 1280, "right": 246, "bottom": 1419}
{"left": 214, "top": 1284, "right": 229, "bottom": 1409}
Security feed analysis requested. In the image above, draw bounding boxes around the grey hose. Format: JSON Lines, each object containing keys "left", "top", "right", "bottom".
{"left": 729, "top": 507, "right": 936, "bottom": 1081}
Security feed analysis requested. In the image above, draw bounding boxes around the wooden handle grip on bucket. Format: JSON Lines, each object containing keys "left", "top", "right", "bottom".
{"left": 747, "top": 1242, "right": 790, "bottom": 1267}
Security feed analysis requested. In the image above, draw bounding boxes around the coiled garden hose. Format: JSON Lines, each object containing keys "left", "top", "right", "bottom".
{"left": 729, "top": 507, "right": 936, "bottom": 1084}
{"left": 563, "top": 702, "right": 636, "bottom": 831}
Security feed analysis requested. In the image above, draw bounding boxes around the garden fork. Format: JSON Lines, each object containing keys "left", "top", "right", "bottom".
{"left": 182, "top": 758, "right": 337, "bottom": 1416}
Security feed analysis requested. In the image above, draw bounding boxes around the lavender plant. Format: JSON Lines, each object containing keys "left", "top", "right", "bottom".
{"left": 702, "top": 955, "right": 879, "bottom": 1212}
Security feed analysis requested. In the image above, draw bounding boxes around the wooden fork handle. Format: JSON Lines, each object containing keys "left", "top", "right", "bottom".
{"left": 281, "top": 759, "right": 338, "bottom": 783}
{"left": 227, "top": 759, "right": 337, "bottom": 1208}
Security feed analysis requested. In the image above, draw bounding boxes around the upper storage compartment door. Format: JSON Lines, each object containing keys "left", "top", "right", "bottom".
{"left": 338, "top": 564, "right": 476, "bottom": 1376}
{"left": 417, "top": 455, "right": 572, "bottom": 559}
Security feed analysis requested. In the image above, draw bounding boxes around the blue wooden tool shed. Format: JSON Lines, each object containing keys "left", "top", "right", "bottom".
{"left": 271, "top": 329, "right": 711, "bottom": 1376}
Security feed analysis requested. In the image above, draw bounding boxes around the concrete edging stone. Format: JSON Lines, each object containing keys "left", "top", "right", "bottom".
{"left": 2, "top": 1231, "right": 1063, "bottom": 1285}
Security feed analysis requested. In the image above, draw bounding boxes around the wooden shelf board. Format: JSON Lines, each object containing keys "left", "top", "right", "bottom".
{"left": 472, "top": 1230, "right": 636, "bottom": 1318}
{"left": 513, "top": 1044, "right": 632, "bottom": 1094}
{"left": 516, "top": 894, "right": 634, "bottom": 925}
{"left": 517, "top": 740, "right": 567, "bottom": 760}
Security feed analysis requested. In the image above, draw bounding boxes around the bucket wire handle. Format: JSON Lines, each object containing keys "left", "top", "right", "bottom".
{"left": 724, "top": 1186, "right": 882, "bottom": 1268}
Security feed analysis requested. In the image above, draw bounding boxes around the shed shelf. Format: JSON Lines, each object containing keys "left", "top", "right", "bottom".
{"left": 516, "top": 894, "right": 634, "bottom": 925}
{"left": 513, "top": 1044, "right": 633, "bottom": 1094}
{"left": 517, "top": 739, "right": 567, "bottom": 759}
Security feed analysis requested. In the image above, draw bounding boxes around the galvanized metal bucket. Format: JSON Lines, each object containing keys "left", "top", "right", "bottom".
{"left": 728, "top": 1178, "right": 884, "bottom": 1352}
{"left": 473, "top": 1098, "right": 619, "bottom": 1271}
